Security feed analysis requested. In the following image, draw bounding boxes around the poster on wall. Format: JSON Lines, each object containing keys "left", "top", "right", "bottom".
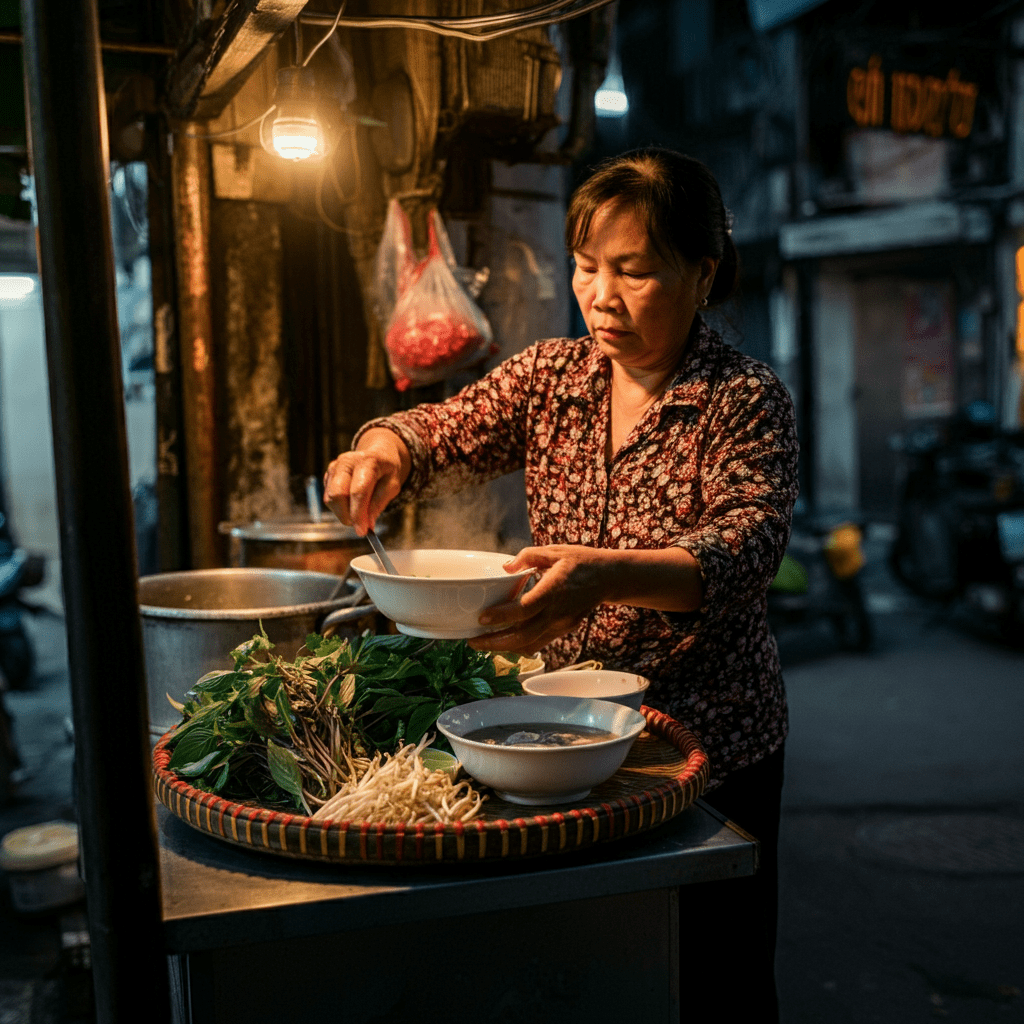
{"left": 902, "top": 282, "right": 954, "bottom": 418}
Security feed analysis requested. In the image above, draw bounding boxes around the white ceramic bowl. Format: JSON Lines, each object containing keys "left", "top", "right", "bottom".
{"left": 350, "top": 549, "right": 535, "bottom": 639}
{"left": 435, "top": 695, "right": 646, "bottom": 806}
{"left": 522, "top": 669, "right": 651, "bottom": 711}
{"left": 517, "top": 656, "right": 546, "bottom": 680}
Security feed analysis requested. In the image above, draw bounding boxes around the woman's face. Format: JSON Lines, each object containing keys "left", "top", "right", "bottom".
{"left": 571, "top": 201, "right": 718, "bottom": 376}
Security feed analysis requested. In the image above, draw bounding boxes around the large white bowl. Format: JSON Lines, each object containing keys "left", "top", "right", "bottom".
{"left": 522, "top": 669, "right": 651, "bottom": 711}
{"left": 349, "top": 549, "right": 534, "bottom": 639}
{"left": 435, "top": 695, "right": 646, "bottom": 806}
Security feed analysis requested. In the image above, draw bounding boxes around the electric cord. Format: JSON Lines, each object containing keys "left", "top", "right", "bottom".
{"left": 299, "top": 0, "right": 616, "bottom": 42}
{"left": 302, "top": 0, "right": 347, "bottom": 66}
{"left": 181, "top": 105, "right": 276, "bottom": 139}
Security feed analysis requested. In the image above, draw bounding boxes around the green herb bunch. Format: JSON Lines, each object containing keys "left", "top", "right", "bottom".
{"left": 162, "top": 630, "right": 523, "bottom": 813}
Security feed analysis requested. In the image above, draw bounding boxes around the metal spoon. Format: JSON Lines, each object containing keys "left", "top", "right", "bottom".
{"left": 366, "top": 527, "right": 399, "bottom": 575}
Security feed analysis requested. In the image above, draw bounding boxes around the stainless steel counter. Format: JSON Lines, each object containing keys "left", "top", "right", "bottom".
{"left": 159, "top": 800, "right": 755, "bottom": 1023}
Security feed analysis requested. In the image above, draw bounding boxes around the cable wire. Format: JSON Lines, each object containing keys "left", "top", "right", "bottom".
{"left": 303, "top": 0, "right": 348, "bottom": 65}
{"left": 181, "top": 105, "right": 276, "bottom": 139}
{"left": 299, "top": 0, "right": 615, "bottom": 42}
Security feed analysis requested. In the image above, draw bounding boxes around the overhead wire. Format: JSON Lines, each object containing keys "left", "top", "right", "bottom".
{"left": 298, "top": 0, "right": 616, "bottom": 42}
{"left": 302, "top": 0, "right": 348, "bottom": 66}
{"left": 181, "top": 105, "right": 276, "bottom": 139}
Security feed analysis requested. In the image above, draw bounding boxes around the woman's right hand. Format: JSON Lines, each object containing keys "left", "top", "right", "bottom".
{"left": 323, "top": 428, "right": 411, "bottom": 536}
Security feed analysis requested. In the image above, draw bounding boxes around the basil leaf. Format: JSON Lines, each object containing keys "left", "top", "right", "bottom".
{"left": 406, "top": 700, "right": 442, "bottom": 745}
{"left": 455, "top": 676, "right": 494, "bottom": 700}
{"left": 266, "top": 740, "right": 303, "bottom": 805}
{"left": 167, "top": 723, "right": 218, "bottom": 770}
{"left": 174, "top": 750, "right": 225, "bottom": 778}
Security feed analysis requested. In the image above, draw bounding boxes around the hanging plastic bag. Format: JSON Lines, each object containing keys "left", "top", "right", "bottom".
{"left": 372, "top": 198, "right": 417, "bottom": 334}
{"left": 384, "top": 209, "right": 494, "bottom": 391}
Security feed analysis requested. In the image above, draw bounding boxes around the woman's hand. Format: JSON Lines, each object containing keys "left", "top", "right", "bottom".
{"left": 323, "top": 429, "right": 411, "bottom": 536}
{"left": 469, "top": 546, "right": 617, "bottom": 655}
{"left": 468, "top": 543, "right": 704, "bottom": 654}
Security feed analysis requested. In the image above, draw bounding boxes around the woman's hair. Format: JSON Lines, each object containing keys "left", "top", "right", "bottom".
{"left": 565, "top": 147, "right": 739, "bottom": 306}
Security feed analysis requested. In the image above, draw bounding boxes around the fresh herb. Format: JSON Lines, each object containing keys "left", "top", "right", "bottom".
{"left": 162, "top": 630, "right": 521, "bottom": 812}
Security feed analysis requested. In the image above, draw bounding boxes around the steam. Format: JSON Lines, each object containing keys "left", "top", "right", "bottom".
{"left": 412, "top": 473, "right": 531, "bottom": 554}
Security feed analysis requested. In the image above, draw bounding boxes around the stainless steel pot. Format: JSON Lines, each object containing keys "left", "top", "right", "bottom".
{"left": 218, "top": 515, "right": 380, "bottom": 576}
{"left": 138, "top": 568, "right": 376, "bottom": 741}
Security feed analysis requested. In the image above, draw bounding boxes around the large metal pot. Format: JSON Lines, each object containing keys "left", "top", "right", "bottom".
{"left": 218, "top": 515, "right": 379, "bottom": 576}
{"left": 138, "top": 568, "right": 376, "bottom": 741}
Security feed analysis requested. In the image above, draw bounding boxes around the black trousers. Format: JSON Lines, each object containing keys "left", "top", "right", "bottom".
{"left": 678, "top": 745, "right": 785, "bottom": 1022}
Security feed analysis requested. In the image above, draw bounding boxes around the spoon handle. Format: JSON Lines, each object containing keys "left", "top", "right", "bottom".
{"left": 366, "top": 528, "right": 399, "bottom": 575}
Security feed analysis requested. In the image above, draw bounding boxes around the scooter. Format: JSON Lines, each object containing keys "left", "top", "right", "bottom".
{"left": 0, "top": 509, "right": 47, "bottom": 803}
{"left": 889, "top": 402, "right": 1024, "bottom": 644}
{"left": 768, "top": 520, "right": 873, "bottom": 652}
{"left": 0, "top": 511, "right": 45, "bottom": 690}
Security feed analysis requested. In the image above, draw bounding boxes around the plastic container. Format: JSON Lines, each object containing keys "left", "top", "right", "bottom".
{"left": 0, "top": 820, "right": 84, "bottom": 913}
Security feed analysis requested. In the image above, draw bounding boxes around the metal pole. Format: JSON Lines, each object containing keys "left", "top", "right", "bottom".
{"left": 20, "top": 1, "right": 171, "bottom": 1021}
{"left": 171, "top": 129, "right": 221, "bottom": 568}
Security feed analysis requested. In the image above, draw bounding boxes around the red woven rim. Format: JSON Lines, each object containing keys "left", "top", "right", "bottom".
{"left": 153, "top": 705, "right": 709, "bottom": 865}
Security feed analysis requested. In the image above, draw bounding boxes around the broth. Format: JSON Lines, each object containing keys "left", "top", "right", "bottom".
{"left": 466, "top": 723, "right": 616, "bottom": 747}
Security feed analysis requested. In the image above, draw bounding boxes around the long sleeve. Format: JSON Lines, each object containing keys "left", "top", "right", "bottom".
{"left": 673, "top": 363, "right": 799, "bottom": 631}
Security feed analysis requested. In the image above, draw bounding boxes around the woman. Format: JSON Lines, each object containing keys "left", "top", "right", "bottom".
{"left": 325, "top": 148, "right": 798, "bottom": 1019}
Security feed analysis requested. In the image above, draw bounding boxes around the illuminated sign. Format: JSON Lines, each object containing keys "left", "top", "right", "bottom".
{"left": 847, "top": 55, "right": 978, "bottom": 138}
{"left": 1016, "top": 245, "right": 1024, "bottom": 360}
{"left": 1017, "top": 246, "right": 1024, "bottom": 425}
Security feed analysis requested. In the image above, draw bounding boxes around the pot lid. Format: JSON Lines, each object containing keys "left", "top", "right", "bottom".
{"left": 1, "top": 821, "right": 79, "bottom": 871}
{"left": 218, "top": 515, "right": 372, "bottom": 543}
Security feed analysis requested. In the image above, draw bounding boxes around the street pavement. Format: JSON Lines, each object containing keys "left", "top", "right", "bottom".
{"left": 774, "top": 526, "right": 1024, "bottom": 1024}
{"left": 0, "top": 526, "right": 1022, "bottom": 1022}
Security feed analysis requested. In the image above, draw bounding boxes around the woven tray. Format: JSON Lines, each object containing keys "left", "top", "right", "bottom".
{"left": 152, "top": 706, "right": 708, "bottom": 866}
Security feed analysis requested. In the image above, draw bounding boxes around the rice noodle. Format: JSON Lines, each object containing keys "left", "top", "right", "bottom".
{"left": 309, "top": 734, "right": 486, "bottom": 825}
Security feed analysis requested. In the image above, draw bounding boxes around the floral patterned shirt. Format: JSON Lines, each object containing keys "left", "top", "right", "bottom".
{"left": 357, "top": 317, "right": 800, "bottom": 788}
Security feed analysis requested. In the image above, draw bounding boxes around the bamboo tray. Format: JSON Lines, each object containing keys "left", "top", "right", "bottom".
{"left": 152, "top": 706, "right": 708, "bottom": 866}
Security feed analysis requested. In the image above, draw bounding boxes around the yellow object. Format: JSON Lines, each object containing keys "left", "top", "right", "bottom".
{"left": 418, "top": 747, "right": 460, "bottom": 782}
{"left": 824, "top": 523, "right": 865, "bottom": 579}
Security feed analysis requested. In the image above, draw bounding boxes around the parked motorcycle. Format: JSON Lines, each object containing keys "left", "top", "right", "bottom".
{"left": 769, "top": 519, "right": 873, "bottom": 652}
{"left": 0, "top": 510, "right": 46, "bottom": 803}
{"left": 0, "top": 511, "right": 45, "bottom": 690}
{"left": 889, "top": 402, "right": 1024, "bottom": 644}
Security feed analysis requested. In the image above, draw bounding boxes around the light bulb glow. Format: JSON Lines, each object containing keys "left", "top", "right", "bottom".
{"left": 0, "top": 275, "right": 37, "bottom": 302}
{"left": 595, "top": 87, "right": 629, "bottom": 115}
{"left": 271, "top": 117, "right": 322, "bottom": 160}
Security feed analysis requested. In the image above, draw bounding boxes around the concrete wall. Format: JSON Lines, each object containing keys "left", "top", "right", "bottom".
{"left": 813, "top": 272, "right": 859, "bottom": 516}
{"left": 0, "top": 280, "right": 61, "bottom": 610}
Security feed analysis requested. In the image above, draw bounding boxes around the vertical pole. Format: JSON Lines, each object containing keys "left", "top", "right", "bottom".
{"left": 20, "top": 1, "right": 171, "bottom": 1021}
{"left": 148, "top": 125, "right": 188, "bottom": 571}
{"left": 796, "top": 259, "right": 816, "bottom": 512}
{"left": 171, "top": 129, "right": 221, "bottom": 568}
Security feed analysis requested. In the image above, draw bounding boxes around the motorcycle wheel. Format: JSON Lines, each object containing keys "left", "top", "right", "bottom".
{"left": 997, "top": 599, "right": 1024, "bottom": 649}
{"left": 0, "top": 694, "right": 19, "bottom": 805}
{"left": 890, "top": 498, "right": 958, "bottom": 600}
{"left": 0, "top": 622, "right": 35, "bottom": 690}
{"left": 829, "top": 576, "right": 874, "bottom": 652}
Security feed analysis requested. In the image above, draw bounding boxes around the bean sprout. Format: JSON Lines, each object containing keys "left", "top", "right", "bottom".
{"left": 310, "top": 733, "right": 486, "bottom": 825}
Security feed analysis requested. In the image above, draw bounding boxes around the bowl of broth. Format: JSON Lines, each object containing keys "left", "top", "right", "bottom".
{"left": 435, "top": 695, "right": 646, "bottom": 806}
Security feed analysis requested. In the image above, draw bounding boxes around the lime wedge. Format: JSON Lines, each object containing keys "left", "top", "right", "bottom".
{"left": 419, "top": 747, "right": 459, "bottom": 779}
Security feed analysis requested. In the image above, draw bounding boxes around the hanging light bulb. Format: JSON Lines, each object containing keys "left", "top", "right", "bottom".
{"left": 266, "top": 67, "right": 326, "bottom": 160}
{"left": 595, "top": 48, "right": 629, "bottom": 118}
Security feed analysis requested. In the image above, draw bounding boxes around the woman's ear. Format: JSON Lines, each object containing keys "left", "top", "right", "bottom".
{"left": 700, "top": 257, "right": 720, "bottom": 293}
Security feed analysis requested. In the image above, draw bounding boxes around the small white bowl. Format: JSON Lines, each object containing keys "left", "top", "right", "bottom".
{"left": 350, "top": 549, "right": 534, "bottom": 639}
{"left": 435, "top": 695, "right": 646, "bottom": 806}
{"left": 522, "top": 669, "right": 651, "bottom": 711}
{"left": 517, "top": 656, "right": 546, "bottom": 680}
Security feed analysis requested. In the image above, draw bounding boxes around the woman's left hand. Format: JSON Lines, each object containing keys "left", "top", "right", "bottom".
{"left": 468, "top": 545, "right": 614, "bottom": 654}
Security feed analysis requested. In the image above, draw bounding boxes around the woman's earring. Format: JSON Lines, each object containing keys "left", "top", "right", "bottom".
{"left": 700, "top": 295, "right": 708, "bottom": 308}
